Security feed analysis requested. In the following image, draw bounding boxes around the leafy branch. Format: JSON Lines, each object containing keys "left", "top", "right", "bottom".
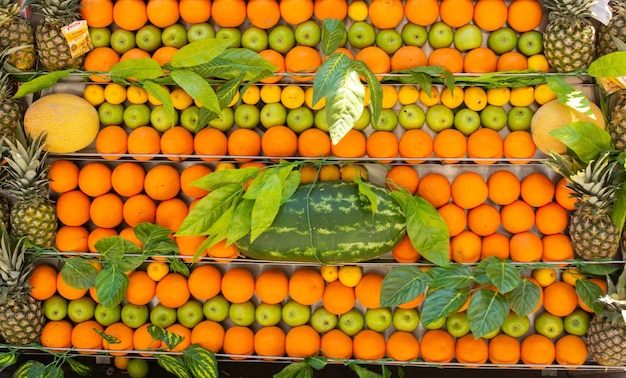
{"left": 275, "top": 355, "right": 393, "bottom": 378}
{"left": 4, "top": 344, "right": 92, "bottom": 377}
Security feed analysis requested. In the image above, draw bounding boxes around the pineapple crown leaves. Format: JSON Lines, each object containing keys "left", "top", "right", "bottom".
{"left": 0, "top": 0, "right": 20, "bottom": 27}
{"left": 1, "top": 131, "right": 50, "bottom": 200}
{"left": 597, "top": 263, "right": 626, "bottom": 324}
{"left": 0, "top": 223, "right": 34, "bottom": 303}
{"left": 544, "top": 0, "right": 598, "bottom": 17}
{"left": 22, "top": 0, "right": 82, "bottom": 24}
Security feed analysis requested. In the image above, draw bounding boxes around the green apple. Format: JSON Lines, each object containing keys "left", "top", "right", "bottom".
{"left": 241, "top": 26, "right": 269, "bottom": 52}
{"left": 43, "top": 294, "right": 68, "bottom": 321}
{"left": 338, "top": 308, "right": 365, "bottom": 336}
{"left": 480, "top": 104, "right": 508, "bottom": 131}
{"left": 234, "top": 103, "right": 261, "bottom": 129}
{"left": 149, "top": 303, "right": 177, "bottom": 328}
{"left": 268, "top": 24, "right": 295, "bottom": 54}
{"left": 425, "top": 104, "right": 454, "bottom": 132}
{"left": 401, "top": 22, "right": 428, "bottom": 47}
{"left": 161, "top": 23, "right": 188, "bottom": 48}
{"left": 372, "top": 108, "right": 398, "bottom": 131}
{"left": 110, "top": 28, "right": 136, "bottom": 54}
{"left": 135, "top": 24, "right": 162, "bottom": 52}
{"left": 286, "top": 106, "right": 314, "bottom": 133}
{"left": 121, "top": 303, "right": 149, "bottom": 328}
{"left": 376, "top": 28, "right": 403, "bottom": 55}
{"left": 208, "top": 106, "right": 235, "bottom": 131}
{"left": 398, "top": 104, "right": 425, "bottom": 129}
{"left": 347, "top": 21, "right": 376, "bottom": 49}
{"left": 392, "top": 308, "right": 420, "bottom": 332}
{"left": 123, "top": 103, "right": 151, "bottom": 129}
{"left": 89, "top": 27, "right": 111, "bottom": 48}
{"left": 453, "top": 108, "right": 481, "bottom": 136}
{"left": 517, "top": 30, "right": 544, "bottom": 56}
{"left": 314, "top": 108, "right": 329, "bottom": 132}
{"left": 150, "top": 105, "right": 179, "bottom": 132}
{"left": 364, "top": 307, "right": 392, "bottom": 332}
{"left": 453, "top": 24, "right": 483, "bottom": 52}
{"left": 507, "top": 106, "right": 534, "bottom": 131}
{"left": 487, "top": 27, "right": 518, "bottom": 55}
{"left": 428, "top": 21, "right": 454, "bottom": 49}
{"left": 177, "top": 300, "right": 204, "bottom": 328}
{"left": 215, "top": 27, "right": 242, "bottom": 48}
{"left": 534, "top": 311, "right": 564, "bottom": 339}
{"left": 446, "top": 311, "right": 470, "bottom": 337}
{"left": 501, "top": 311, "right": 530, "bottom": 338}
{"left": 424, "top": 316, "right": 446, "bottom": 330}
{"left": 203, "top": 294, "right": 230, "bottom": 322}
{"left": 353, "top": 106, "right": 371, "bottom": 130}
{"left": 260, "top": 102, "right": 287, "bottom": 128}
{"left": 68, "top": 296, "right": 96, "bottom": 323}
{"left": 255, "top": 302, "right": 282, "bottom": 326}
{"left": 98, "top": 101, "right": 124, "bottom": 126}
{"left": 310, "top": 307, "right": 338, "bottom": 333}
{"left": 187, "top": 22, "right": 215, "bottom": 43}
{"left": 180, "top": 105, "right": 201, "bottom": 132}
{"left": 282, "top": 300, "right": 310, "bottom": 327}
{"left": 229, "top": 301, "right": 256, "bottom": 327}
{"left": 482, "top": 327, "right": 501, "bottom": 339}
{"left": 564, "top": 309, "right": 590, "bottom": 336}
{"left": 95, "top": 303, "right": 122, "bottom": 327}
{"left": 294, "top": 19, "right": 321, "bottom": 47}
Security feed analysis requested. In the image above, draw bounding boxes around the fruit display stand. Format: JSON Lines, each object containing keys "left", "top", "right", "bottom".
{"left": 2, "top": 0, "right": 626, "bottom": 376}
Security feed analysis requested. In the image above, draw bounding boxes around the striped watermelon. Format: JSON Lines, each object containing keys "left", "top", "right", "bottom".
{"left": 235, "top": 180, "right": 406, "bottom": 263}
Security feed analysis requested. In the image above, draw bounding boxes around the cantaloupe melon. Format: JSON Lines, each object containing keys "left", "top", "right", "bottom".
{"left": 531, "top": 99, "right": 605, "bottom": 156}
{"left": 24, "top": 93, "right": 100, "bottom": 153}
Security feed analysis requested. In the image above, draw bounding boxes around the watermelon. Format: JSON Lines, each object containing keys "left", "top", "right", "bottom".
{"left": 235, "top": 180, "right": 406, "bottom": 263}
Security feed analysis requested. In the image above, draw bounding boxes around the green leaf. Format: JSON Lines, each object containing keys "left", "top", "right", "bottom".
{"left": 134, "top": 222, "right": 172, "bottom": 243}
{"left": 143, "top": 81, "right": 177, "bottom": 127}
{"left": 380, "top": 265, "right": 426, "bottom": 307}
{"left": 356, "top": 177, "right": 378, "bottom": 214}
{"left": 170, "top": 37, "right": 231, "bottom": 68}
{"left": 60, "top": 257, "right": 97, "bottom": 289}
{"left": 226, "top": 198, "right": 254, "bottom": 244}
{"left": 0, "top": 348, "right": 18, "bottom": 368}
{"left": 204, "top": 201, "right": 235, "bottom": 238}
{"left": 349, "top": 364, "right": 385, "bottom": 378}
{"left": 281, "top": 170, "right": 301, "bottom": 203}
{"left": 427, "top": 264, "right": 473, "bottom": 289}
{"left": 274, "top": 362, "right": 314, "bottom": 378}
{"left": 156, "top": 354, "right": 192, "bottom": 378}
{"left": 549, "top": 122, "right": 613, "bottom": 163}
{"left": 612, "top": 181, "right": 626, "bottom": 239}
{"left": 467, "top": 289, "right": 510, "bottom": 338}
{"left": 484, "top": 257, "right": 521, "bottom": 294}
{"left": 588, "top": 52, "right": 626, "bottom": 78}
{"left": 13, "top": 70, "right": 72, "bottom": 98}
{"left": 577, "top": 262, "right": 619, "bottom": 276}
{"left": 97, "top": 236, "right": 143, "bottom": 262}
{"left": 189, "top": 166, "right": 259, "bottom": 192}
{"left": 167, "top": 257, "right": 190, "bottom": 276}
{"left": 176, "top": 183, "right": 242, "bottom": 236}
{"left": 93, "top": 327, "right": 120, "bottom": 344}
{"left": 405, "top": 196, "right": 450, "bottom": 266}
{"left": 421, "top": 287, "right": 469, "bottom": 326}
{"left": 321, "top": 18, "right": 347, "bottom": 56}
{"left": 115, "top": 255, "right": 146, "bottom": 273}
{"left": 545, "top": 75, "right": 594, "bottom": 118}
{"left": 250, "top": 175, "right": 283, "bottom": 241}
{"left": 148, "top": 324, "right": 185, "bottom": 351}
{"left": 171, "top": 69, "right": 221, "bottom": 114}
{"left": 44, "top": 364, "right": 64, "bottom": 378}
{"left": 473, "top": 259, "right": 492, "bottom": 285}
{"left": 95, "top": 265, "right": 129, "bottom": 308}
{"left": 303, "top": 356, "right": 327, "bottom": 370}
{"left": 576, "top": 278, "right": 605, "bottom": 314}
{"left": 507, "top": 277, "right": 541, "bottom": 317}
{"left": 67, "top": 358, "right": 92, "bottom": 376}
{"left": 313, "top": 52, "right": 352, "bottom": 108}
{"left": 109, "top": 58, "right": 164, "bottom": 80}
{"left": 183, "top": 344, "right": 219, "bottom": 377}
{"left": 197, "top": 49, "right": 277, "bottom": 82}
{"left": 351, "top": 59, "right": 382, "bottom": 126}
{"left": 243, "top": 165, "right": 292, "bottom": 199}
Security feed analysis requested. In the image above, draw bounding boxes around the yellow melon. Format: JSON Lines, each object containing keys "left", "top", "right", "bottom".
{"left": 24, "top": 93, "right": 100, "bottom": 153}
{"left": 530, "top": 99, "right": 606, "bottom": 156}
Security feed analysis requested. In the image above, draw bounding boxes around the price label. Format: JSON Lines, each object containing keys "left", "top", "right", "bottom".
{"left": 61, "top": 20, "right": 93, "bottom": 58}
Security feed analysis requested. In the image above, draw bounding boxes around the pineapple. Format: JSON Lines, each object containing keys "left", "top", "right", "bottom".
{"left": 0, "top": 50, "right": 23, "bottom": 144}
{"left": 543, "top": 0, "right": 597, "bottom": 72}
{"left": 546, "top": 151, "right": 623, "bottom": 260}
{"left": 25, "top": 0, "right": 84, "bottom": 71}
{"left": 0, "top": 0, "right": 36, "bottom": 70}
{"left": 597, "top": 0, "right": 626, "bottom": 57}
{"left": 0, "top": 223, "right": 45, "bottom": 345}
{"left": 608, "top": 91, "right": 626, "bottom": 149}
{"left": 587, "top": 266, "right": 626, "bottom": 365}
{"left": 2, "top": 132, "right": 57, "bottom": 248}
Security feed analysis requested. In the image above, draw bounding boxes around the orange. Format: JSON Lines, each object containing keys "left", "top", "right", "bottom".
{"left": 146, "top": 0, "right": 179, "bottom": 27}
{"left": 322, "top": 280, "right": 356, "bottom": 315}
{"left": 55, "top": 225, "right": 89, "bottom": 252}
{"left": 467, "top": 127, "right": 503, "bottom": 164}
{"left": 83, "top": 47, "right": 119, "bottom": 82}
{"left": 102, "top": 322, "right": 134, "bottom": 356}
{"left": 354, "top": 272, "right": 384, "bottom": 309}
{"left": 132, "top": 323, "right": 161, "bottom": 356}
{"left": 254, "top": 326, "right": 286, "bottom": 358}
{"left": 191, "top": 320, "right": 225, "bottom": 353}
{"left": 541, "top": 233, "right": 574, "bottom": 263}
{"left": 368, "top": 0, "right": 404, "bottom": 29}
{"left": 285, "top": 325, "right": 320, "bottom": 358}
{"left": 261, "top": 125, "right": 298, "bottom": 158}
{"left": 247, "top": 0, "right": 280, "bottom": 29}
{"left": 143, "top": 164, "right": 181, "bottom": 201}
{"left": 508, "top": 0, "right": 543, "bottom": 32}
{"left": 488, "top": 333, "right": 521, "bottom": 364}
{"left": 417, "top": 173, "right": 451, "bottom": 208}
{"left": 223, "top": 325, "right": 255, "bottom": 359}
{"left": 473, "top": 0, "right": 507, "bottom": 31}
{"left": 320, "top": 329, "right": 353, "bottom": 360}
{"left": 352, "top": 329, "right": 386, "bottom": 360}
{"left": 156, "top": 198, "right": 188, "bottom": 233}
{"left": 330, "top": 129, "right": 366, "bottom": 158}
{"left": 151, "top": 46, "right": 178, "bottom": 66}
{"left": 355, "top": 46, "right": 391, "bottom": 78}
{"left": 120, "top": 48, "right": 151, "bottom": 61}
{"left": 194, "top": 127, "right": 228, "bottom": 162}
{"left": 79, "top": 0, "right": 113, "bottom": 27}
{"left": 451, "top": 171, "right": 488, "bottom": 210}
{"left": 127, "top": 126, "right": 161, "bottom": 161}
{"left": 289, "top": 268, "right": 324, "bottom": 306}
{"left": 160, "top": 126, "right": 194, "bottom": 162}
{"left": 206, "top": 239, "right": 238, "bottom": 260}
{"left": 543, "top": 281, "right": 578, "bottom": 317}
{"left": 29, "top": 264, "right": 58, "bottom": 301}
{"left": 95, "top": 125, "right": 128, "bottom": 160}
{"left": 78, "top": 162, "right": 112, "bottom": 197}
{"left": 56, "top": 271, "right": 88, "bottom": 300}
{"left": 48, "top": 159, "right": 79, "bottom": 193}
{"left": 227, "top": 128, "right": 262, "bottom": 162}
{"left": 404, "top": 0, "right": 439, "bottom": 26}
{"left": 222, "top": 267, "right": 255, "bottom": 304}
{"left": 179, "top": 0, "right": 212, "bottom": 23}
{"left": 392, "top": 234, "right": 421, "bottom": 263}
{"left": 89, "top": 192, "right": 124, "bottom": 229}
{"left": 450, "top": 230, "right": 482, "bottom": 263}
{"left": 112, "top": 0, "right": 147, "bottom": 31}
{"left": 186, "top": 264, "right": 222, "bottom": 301}
{"left": 497, "top": 51, "right": 529, "bottom": 72}
{"left": 279, "top": 0, "right": 313, "bottom": 25}
{"left": 71, "top": 320, "right": 104, "bottom": 353}
{"left": 503, "top": 130, "right": 537, "bottom": 164}
{"left": 122, "top": 194, "right": 157, "bottom": 227}
{"left": 455, "top": 333, "right": 488, "bottom": 364}
{"left": 180, "top": 164, "right": 212, "bottom": 199}
{"left": 119, "top": 227, "right": 143, "bottom": 248}
{"left": 520, "top": 334, "right": 555, "bottom": 365}
{"left": 125, "top": 270, "right": 156, "bottom": 306}
{"left": 258, "top": 49, "right": 286, "bottom": 84}
{"left": 88, "top": 227, "right": 118, "bottom": 253}
{"left": 438, "top": 203, "right": 468, "bottom": 237}
{"left": 40, "top": 320, "right": 73, "bottom": 349}
{"left": 285, "top": 45, "right": 322, "bottom": 82}
{"left": 386, "top": 331, "right": 420, "bottom": 362}
{"left": 555, "top": 334, "right": 588, "bottom": 365}
{"left": 313, "top": 0, "right": 348, "bottom": 21}
{"left": 535, "top": 202, "right": 568, "bottom": 235}
{"left": 467, "top": 203, "right": 501, "bottom": 236}
{"left": 366, "top": 131, "right": 398, "bottom": 164}
{"left": 521, "top": 172, "right": 555, "bottom": 208}
{"left": 509, "top": 231, "right": 543, "bottom": 262}
{"left": 162, "top": 323, "right": 192, "bottom": 352}
{"left": 111, "top": 162, "right": 145, "bottom": 197}
{"left": 428, "top": 48, "right": 464, "bottom": 73}
{"left": 433, "top": 128, "right": 467, "bottom": 163}
{"left": 56, "top": 190, "right": 91, "bottom": 227}
{"left": 500, "top": 199, "right": 535, "bottom": 234}
{"left": 440, "top": 0, "right": 474, "bottom": 27}
{"left": 298, "top": 128, "right": 331, "bottom": 157}
{"left": 488, "top": 170, "right": 520, "bottom": 206}
{"left": 155, "top": 273, "right": 190, "bottom": 308}
{"left": 555, "top": 177, "right": 578, "bottom": 211}
{"left": 255, "top": 269, "right": 289, "bottom": 304}
{"left": 398, "top": 128, "right": 433, "bottom": 164}
{"left": 464, "top": 47, "right": 498, "bottom": 73}
{"left": 420, "top": 329, "right": 455, "bottom": 363}
{"left": 385, "top": 165, "right": 419, "bottom": 194}
{"left": 481, "top": 232, "right": 510, "bottom": 260}
{"left": 176, "top": 235, "right": 208, "bottom": 262}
